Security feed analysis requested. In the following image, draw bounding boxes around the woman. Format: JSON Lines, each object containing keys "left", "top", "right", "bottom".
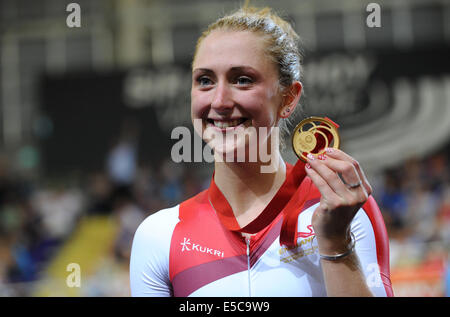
{"left": 130, "top": 6, "right": 393, "bottom": 297}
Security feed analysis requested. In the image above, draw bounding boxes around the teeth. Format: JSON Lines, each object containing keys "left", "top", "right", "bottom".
{"left": 212, "top": 119, "right": 246, "bottom": 128}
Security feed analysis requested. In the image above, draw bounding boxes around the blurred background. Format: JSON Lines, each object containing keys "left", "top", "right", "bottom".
{"left": 0, "top": 0, "right": 449, "bottom": 296}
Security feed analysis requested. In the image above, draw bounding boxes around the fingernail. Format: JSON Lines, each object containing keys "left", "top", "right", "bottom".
{"left": 325, "top": 147, "right": 333, "bottom": 154}
{"left": 318, "top": 154, "right": 326, "bottom": 160}
{"left": 307, "top": 153, "right": 315, "bottom": 160}
{"left": 306, "top": 163, "right": 311, "bottom": 169}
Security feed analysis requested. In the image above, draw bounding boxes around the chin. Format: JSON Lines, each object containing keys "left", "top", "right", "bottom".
{"left": 210, "top": 139, "right": 252, "bottom": 163}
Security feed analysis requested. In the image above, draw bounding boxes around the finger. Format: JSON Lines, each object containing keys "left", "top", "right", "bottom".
{"left": 324, "top": 148, "right": 373, "bottom": 195}
{"left": 307, "top": 153, "right": 356, "bottom": 199}
{"left": 307, "top": 154, "right": 369, "bottom": 210}
{"left": 319, "top": 154, "right": 368, "bottom": 199}
{"left": 305, "top": 162, "right": 343, "bottom": 210}
{"left": 320, "top": 154, "right": 362, "bottom": 189}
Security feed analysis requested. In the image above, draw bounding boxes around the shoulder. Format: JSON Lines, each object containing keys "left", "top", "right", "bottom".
{"left": 133, "top": 205, "right": 180, "bottom": 245}
{"left": 130, "top": 205, "right": 180, "bottom": 281}
{"left": 130, "top": 205, "right": 180, "bottom": 297}
{"left": 133, "top": 189, "right": 209, "bottom": 245}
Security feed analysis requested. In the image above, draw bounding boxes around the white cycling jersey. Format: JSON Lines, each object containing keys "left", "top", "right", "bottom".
{"left": 130, "top": 164, "right": 393, "bottom": 297}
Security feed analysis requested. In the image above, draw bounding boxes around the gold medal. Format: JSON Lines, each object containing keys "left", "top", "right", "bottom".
{"left": 292, "top": 116, "right": 340, "bottom": 162}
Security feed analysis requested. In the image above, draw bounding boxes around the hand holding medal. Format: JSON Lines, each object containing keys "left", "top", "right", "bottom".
{"left": 279, "top": 116, "right": 341, "bottom": 247}
{"left": 289, "top": 116, "right": 373, "bottom": 257}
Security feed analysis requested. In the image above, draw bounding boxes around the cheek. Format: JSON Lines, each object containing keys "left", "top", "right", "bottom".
{"left": 242, "top": 92, "right": 280, "bottom": 126}
{"left": 190, "top": 90, "right": 208, "bottom": 119}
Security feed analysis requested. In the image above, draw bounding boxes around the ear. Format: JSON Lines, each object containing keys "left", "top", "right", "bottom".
{"left": 279, "top": 81, "right": 302, "bottom": 118}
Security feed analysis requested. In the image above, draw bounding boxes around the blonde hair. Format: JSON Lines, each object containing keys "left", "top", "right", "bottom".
{"left": 193, "top": 6, "right": 304, "bottom": 150}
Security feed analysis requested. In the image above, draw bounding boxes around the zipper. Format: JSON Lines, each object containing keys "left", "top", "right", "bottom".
{"left": 245, "top": 238, "right": 251, "bottom": 297}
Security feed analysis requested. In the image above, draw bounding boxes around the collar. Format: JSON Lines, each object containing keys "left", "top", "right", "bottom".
{"left": 207, "top": 161, "right": 307, "bottom": 239}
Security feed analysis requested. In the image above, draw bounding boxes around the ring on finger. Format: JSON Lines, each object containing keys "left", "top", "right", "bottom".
{"left": 346, "top": 180, "right": 362, "bottom": 189}
{"left": 338, "top": 173, "right": 362, "bottom": 189}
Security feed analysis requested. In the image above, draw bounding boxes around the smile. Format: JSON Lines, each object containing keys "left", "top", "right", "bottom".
{"left": 206, "top": 118, "right": 249, "bottom": 129}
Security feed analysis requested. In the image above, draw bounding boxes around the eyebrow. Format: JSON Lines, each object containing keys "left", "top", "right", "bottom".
{"left": 230, "top": 66, "right": 257, "bottom": 73}
{"left": 192, "top": 66, "right": 258, "bottom": 74}
{"left": 192, "top": 68, "right": 214, "bottom": 75}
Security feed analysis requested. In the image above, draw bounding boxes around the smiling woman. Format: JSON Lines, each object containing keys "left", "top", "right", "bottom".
{"left": 130, "top": 5, "right": 393, "bottom": 297}
{"left": 191, "top": 6, "right": 303, "bottom": 153}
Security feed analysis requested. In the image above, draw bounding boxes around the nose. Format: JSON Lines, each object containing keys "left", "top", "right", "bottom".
{"left": 211, "top": 81, "right": 234, "bottom": 113}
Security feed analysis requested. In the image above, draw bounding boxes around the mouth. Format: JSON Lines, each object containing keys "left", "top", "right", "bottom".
{"left": 206, "top": 118, "right": 249, "bottom": 129}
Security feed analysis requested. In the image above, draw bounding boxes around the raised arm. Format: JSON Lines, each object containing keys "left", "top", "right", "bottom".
{"left": 305, "top": 148, "right": 382, "bottom": 296}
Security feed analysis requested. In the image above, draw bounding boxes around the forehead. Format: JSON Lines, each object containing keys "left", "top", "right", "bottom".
{"left": 193, "top": 30, "right": 277, "bottom": 75}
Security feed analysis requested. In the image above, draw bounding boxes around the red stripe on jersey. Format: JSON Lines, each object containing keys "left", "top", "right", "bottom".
{"left": 362, "top": 196, "right": 394, "bottom": 297}
{"left": 171, "top": 254, "right": 248, "bottom": 297}
{"left": 248, "top": 214, "right": 283, "bottom": 267}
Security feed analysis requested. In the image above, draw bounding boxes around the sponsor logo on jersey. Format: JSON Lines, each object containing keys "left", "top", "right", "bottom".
{"left": 279, "top": 235, "right": 318, "bottom": 263}
{"left": 278, "top": 225, "right": 318, "bottom": 263}
{"left": 297, "top": 224, "right": 315, "bottom": 238}
{"left": 180, "top": 237, "right": 225, "bottom": 258}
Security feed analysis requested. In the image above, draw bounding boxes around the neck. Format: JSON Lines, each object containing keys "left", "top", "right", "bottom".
{"left": 213, "top": 152, "right": 286, "bottom": 227}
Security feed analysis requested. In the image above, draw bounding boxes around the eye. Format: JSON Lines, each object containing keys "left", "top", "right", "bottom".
{"left": 197, "top": 76, "right": 213, "bottom": 87}
{"left": 236, "top": 76, "right": 253, "bottom": 86}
